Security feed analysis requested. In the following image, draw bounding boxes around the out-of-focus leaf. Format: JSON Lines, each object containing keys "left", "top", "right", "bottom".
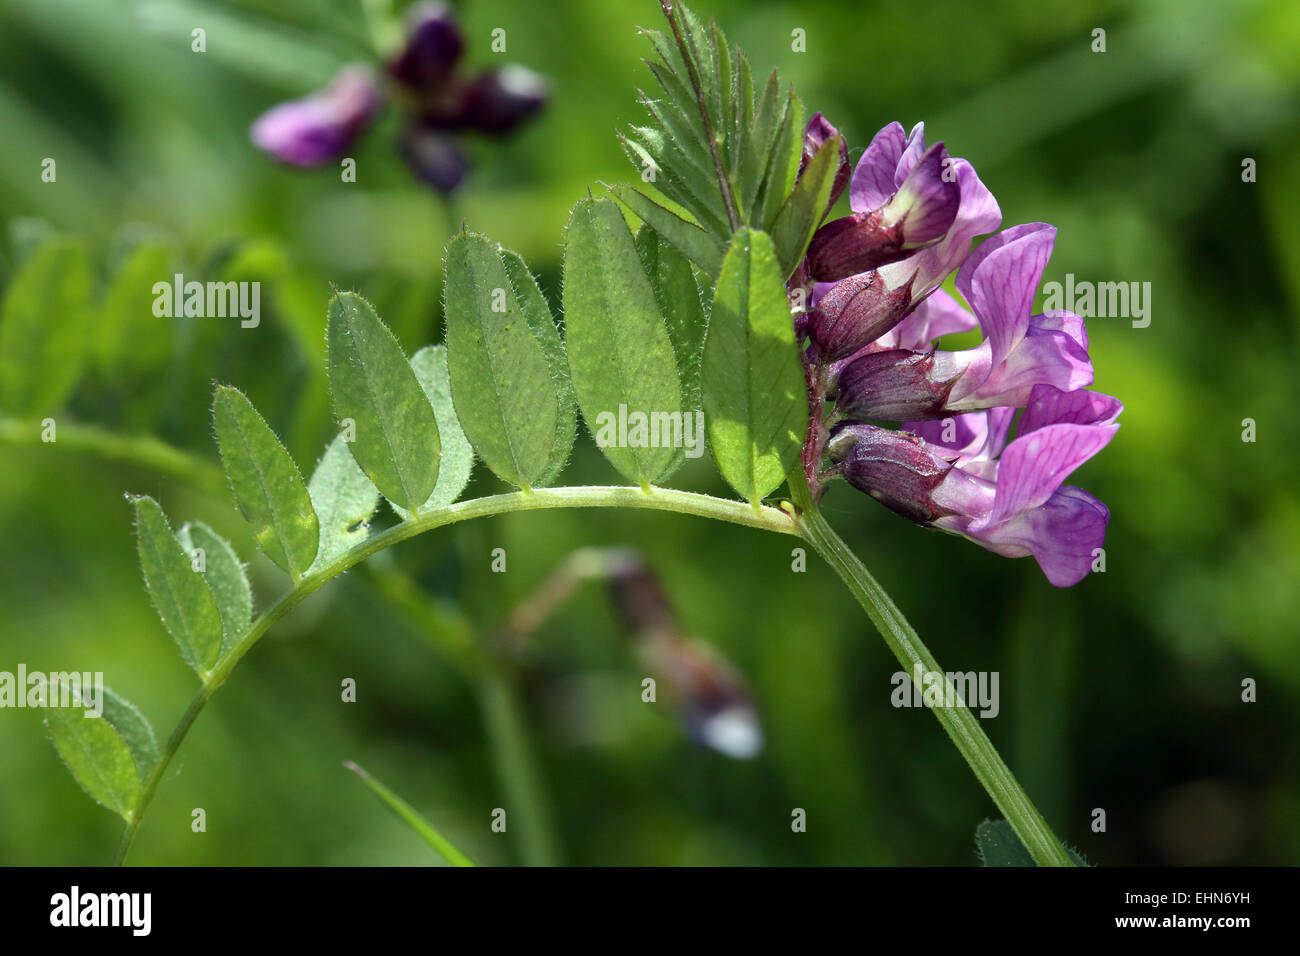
{"left": 0, "top": 236, "right": 92, "bottom": 415}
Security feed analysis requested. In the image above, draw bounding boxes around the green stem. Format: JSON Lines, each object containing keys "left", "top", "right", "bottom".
{"left": 478, "top": 671, "right": 560, "bottom": 866}
{"left": 0, "top": 417, "right": 226, "bottom": 495}
{"left": 357, "top": 563, "right": 562, "bottom": 865}
{"left": 11, "top": 417, "right": 1068, "bottom": 865}
{"left": 113, "top": 485, "right": 796, "bottom": 863}
{"left": 788, "top": 484, "right": 1073, "bottom": 866}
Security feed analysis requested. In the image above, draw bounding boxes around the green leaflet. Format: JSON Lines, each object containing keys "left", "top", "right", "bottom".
{"left": 393, "top": 345, "right": 475, "bottom": 517}
{"left": 47, "top": 705, "right": 140, "bottom": 820}
{"left": 609, "top": 186, "right": 724, "bottom": 277}
{"left": 498, "top": 252, "right": 577, "bottom": 486}
{"left": 132, "top": 495, "right": 223, "bottom": 675}
{"left": 757, "top": 92, "right": 804, "bottom": 232}
{"left": 177, "top": 521, "right": 252, "bottom": 657}
{"left": 702, "top": 229, "right": 807, "bottom": 506}
{"left": 212, "top": 386, "right": 320, "bottom": 578}
{"left": 563, "top": 197, "right": 685, "bottom": 486}
{"left": 443, "top": 233, "right": 571, "bottom": 490}
{"left": 770, "top": 134, "right": 842, "bottom": 278}
{"left": 0, "top": 235, "right": 93, "bottom": 416}
{"left": 308, "top": 433, "right": 381, "bottom": 568}
{"left": 635, "top": 226, "right": 707, "bottom": 417}
{"left": 327, "top": 293, "right": 444, "bottom": 512}
{"left": 99, "top": 687, "right": 160, "bottom": 783}
{"left": 327, "top": 292, "right": 441, "bottom": 511}
{"left": 975, "top": 819, "right": 1090, "bottom": 867}
{"left": 96, "top": 242, "right": 173, "bottom": 384}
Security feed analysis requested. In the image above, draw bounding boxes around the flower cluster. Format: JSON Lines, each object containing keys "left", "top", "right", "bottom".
{"left": 793, "top": 118, "right": 1120, "bottom": 586}
{"left": 250, "top": 2, "right": 546, "bottom": 192}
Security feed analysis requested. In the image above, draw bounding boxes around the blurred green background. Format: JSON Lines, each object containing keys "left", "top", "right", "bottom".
{"left": 2, "top": 0, "right": 1298, "bottom": 865}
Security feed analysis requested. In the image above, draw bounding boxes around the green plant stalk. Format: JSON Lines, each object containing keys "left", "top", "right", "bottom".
{"left": 787, "top": 479, "right": 1073, "bottom": 867}
{"left": 8, "top": 419, "right": 1068, "bottom": 866}
{"left": 357, "top": 562, "right": 562, "bottom": 866}
{"left": 0, "top": 417, "right": 226, "bottom": 496}
{"left": 478, "top": 670, "right": 561, "bottom": 866}
{"left": 112, "top": 484, "right": 797, "bottom": 863}
{"left": 344, "top": 761, "right": 476, "bottom": 866}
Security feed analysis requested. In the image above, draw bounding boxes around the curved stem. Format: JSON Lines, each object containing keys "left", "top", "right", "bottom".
{"left": 0, "top": 417, "right": 226, "bottom": 495}
{"left": 114, "top": 485, "right": 797, "bottom": 863}
{"left": 10, "top": 417, "right": 1068, "bottom": 865}
{"left": 788, "top": 484, "right": 1073, "bottom": 866}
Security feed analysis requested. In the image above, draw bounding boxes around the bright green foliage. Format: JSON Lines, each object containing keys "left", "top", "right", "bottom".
{"left": 47, "top": 704, "right": 140, "bottom": 820}
{"left": 398, "top": 345, "right": 475, "bottom": 515}
{"left": 177, "top": 521, "right": 252, "bottom": 657}
{"left": 703, "top": 229, "right": 807, "bottom": 506}
{"left": 213, "top": 385, "right": 320, "bottom": 578}
{"left": 563, "top": 197, "right": 685, "bottom": 486}
{"left": 618, "top": 1, "right": 810, "bottom": 281}
{"left": 132, "top": 495, "right": 223, "bottom": 674}
{"left": 327, "top": 292, "right": 441, "bottom": 511}
{"left": 308, "top": 433, "right": 382, "bottom": 568}
{"left": 443, "top": 234, "right": 572, "bottom": 490}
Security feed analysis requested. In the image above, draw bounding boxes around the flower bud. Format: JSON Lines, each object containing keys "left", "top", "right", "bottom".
{"left": 800, "top": 112, "right": 851, "bottom": 218}
{"left": 806, "top": 271, "right": 913, "bottom": 362}
{"left": 828, "top": 424, "right": 952, "bottom": 523}
{"left": 388, "top": 1, "right": 464, "bottom": 89}
{"left": 835, "top": 347, "right": 980, "bottom": 421}
{"left": 805, "top": 142, "right": 960, "bottom": 282}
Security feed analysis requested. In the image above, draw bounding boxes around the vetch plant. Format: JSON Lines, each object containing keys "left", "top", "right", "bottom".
{"left": 30, "top": 1, "right": 1114, "bottom": 866}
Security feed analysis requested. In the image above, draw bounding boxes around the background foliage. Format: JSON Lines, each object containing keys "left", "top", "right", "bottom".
{"left": 1, "top": 0, "right": 1297, "bottom": 865}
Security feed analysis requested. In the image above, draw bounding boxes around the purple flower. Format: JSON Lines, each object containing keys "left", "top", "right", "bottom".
{"left": 832, "top": 385, "right": 1121, "bottom": 586}
{"left": 249, "top": 66, "right": 382, "bottom": 167}
{"left": 833, "top": 222, "right": 1093, "bottom": 420}
{"left": 805, "top": 122, "right": 961, "bottom": 282}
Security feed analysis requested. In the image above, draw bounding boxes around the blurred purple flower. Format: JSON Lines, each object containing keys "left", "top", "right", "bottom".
{"left": 250, "top": 66, "right": 382, "bottom": 167}
{"left": 249, "top": 1, "right": 546, "bottom": 192}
